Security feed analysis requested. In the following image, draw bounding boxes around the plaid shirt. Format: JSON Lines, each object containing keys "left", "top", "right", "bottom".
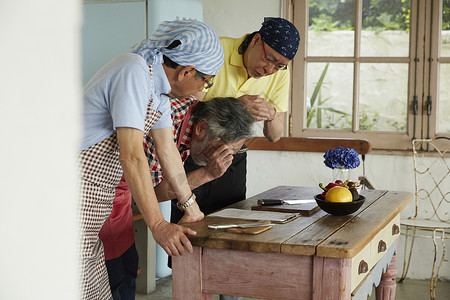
{"left": 145, "top": 96, "right": 198, "bottom": 185}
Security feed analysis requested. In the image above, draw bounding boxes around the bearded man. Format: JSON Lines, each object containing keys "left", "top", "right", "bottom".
{"left": 99, "top": 96, "right": 254, "bottom": 299}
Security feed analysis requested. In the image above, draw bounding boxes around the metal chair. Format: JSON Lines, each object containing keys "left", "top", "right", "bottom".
{"left": 398, "top": 137, "right": 450, "bottom": 300}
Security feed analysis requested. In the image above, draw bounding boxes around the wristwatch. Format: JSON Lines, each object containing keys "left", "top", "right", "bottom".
{"left": 177, "top": 193, "right": 196, "bottom": 211}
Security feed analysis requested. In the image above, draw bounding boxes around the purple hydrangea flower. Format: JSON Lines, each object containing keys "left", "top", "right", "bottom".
{"left": 323, "top": 147, "right": 360, "bottom": 169}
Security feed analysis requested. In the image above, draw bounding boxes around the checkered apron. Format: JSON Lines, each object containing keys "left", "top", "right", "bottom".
{"left": 78, "top": 67, "right": 161, "bottom": 300}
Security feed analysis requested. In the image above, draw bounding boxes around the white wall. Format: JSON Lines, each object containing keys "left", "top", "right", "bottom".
{"left": 0, "top": 1, "right": 81, "bottom": 299}
{"left": 200, "top": 0, "right": 281, "bottom": 38}
{"left": 201, "top": 0, "right": 450, "bottom": 281}
{"left": 82, "top": 1, "right": 147, "bottom": 85}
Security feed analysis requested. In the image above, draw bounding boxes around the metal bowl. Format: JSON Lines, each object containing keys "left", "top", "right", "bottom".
{"left": 314, "top": 194, "right": 366, "bottom": 216}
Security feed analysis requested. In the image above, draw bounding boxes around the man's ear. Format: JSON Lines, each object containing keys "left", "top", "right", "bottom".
{"left": 193, "top": 119, "right": 208, "bottom": 139}
{"left": 249, "top": 33, "right": 261, "bottom": 48}
{"left": 177, "top": 66, "right": 197, "bottom": 81}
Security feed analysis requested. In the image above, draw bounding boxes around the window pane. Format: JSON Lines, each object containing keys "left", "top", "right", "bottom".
{"left": 306, "top": 63, "right": 353, "bottom": 129}
{"left": 438, "top": 64, "right": 450, "bottom": 133}
{"left": 442, "top": 0, "right": 450, "bottom": 57}
{"left": 308, "top": 0, "right": 354, "bottom": 56}
{"left": 361, "top": 0, "right": 410, "bottom": 57}
{"left": 359, "top": 63, "right": 408, "bottom": 131}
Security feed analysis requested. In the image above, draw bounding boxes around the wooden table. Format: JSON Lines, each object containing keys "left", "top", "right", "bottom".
{"left": 172, "top": 186, "right": 412, "bottom": 300}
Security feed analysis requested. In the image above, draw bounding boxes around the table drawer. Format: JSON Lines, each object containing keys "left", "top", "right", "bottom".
{"left": 351, "top": 240, "right": 373, "bottom": 291}
{"left": 350, "top": 215, "right": 400, "bottom": 291}
{"left": 370, "top": 215, "right": 400, "bottom": 267}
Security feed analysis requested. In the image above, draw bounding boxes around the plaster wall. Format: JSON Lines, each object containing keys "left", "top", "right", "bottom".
{"left": 0, "top": 0, "right": 81, "bottom": 298}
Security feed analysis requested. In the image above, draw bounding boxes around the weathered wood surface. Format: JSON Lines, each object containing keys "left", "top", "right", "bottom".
{"left": 315, "top": 190, "right": 412, "bottom": 258}
{"left": 181, "top": 186, "right": 411, "bottom": 258}
{"left": 172, "top": 247, "right": 212, "bottom": 300}
{"left": 183, "top": 186, "right": 325, "bottom": 254}
{"left": 246, "top": 137, "right": 372, "bottom": 154}
{"left": 202, "top": 248, "right": 314, "bottom": 299}
{"left": 312, "top": 256, "right": 352, "bottom": 300}
{"left": 280, "top": 190, "right": 386, "bottom": 256}
{"left": 173, "top": 186, "right": 412, "bottom": 300}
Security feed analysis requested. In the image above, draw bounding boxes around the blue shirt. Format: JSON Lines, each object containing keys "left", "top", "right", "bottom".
{"left": 81, "top": 53, "right": 172, "bottom": 150}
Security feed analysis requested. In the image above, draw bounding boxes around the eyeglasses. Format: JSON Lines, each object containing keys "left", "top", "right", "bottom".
{"left": 232, "top": 147, "right": 247, "bottom": 155}
{"left": 261, "top": 40, "right": 288, "bottom": 71}
{"left": 198, "top": 74, "right": 214, "bottom": 89}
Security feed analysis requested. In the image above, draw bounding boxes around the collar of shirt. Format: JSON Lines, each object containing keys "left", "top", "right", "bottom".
{"left": 147, "top": 96, "right": 198, "bottom": 185}
{"left": 171, "top": 96, "right": 197, "bottom": 151}
{"left": 230, "top": 35, "right": 248, "bottom": 70}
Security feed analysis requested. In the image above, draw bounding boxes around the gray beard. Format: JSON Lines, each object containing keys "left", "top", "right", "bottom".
{"left": 189, "top": 135, "right": 210, "bottom": 166}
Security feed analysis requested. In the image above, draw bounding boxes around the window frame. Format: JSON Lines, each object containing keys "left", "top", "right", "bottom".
{"left": 283, "top": 0, "right": 450, "bottom": 153}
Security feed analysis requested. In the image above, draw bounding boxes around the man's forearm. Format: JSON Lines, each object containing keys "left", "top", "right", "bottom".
{"left": 154, "top": 167, "right": 214, "bottom": 201}
{"left": 154, "top": 133, "right": 192, "bottom": 203}
{"left": 263, "top": 113, "right": 284, "bottom": 142}
{"left": 119, "top": 148, "right": 165, "bottom": 231}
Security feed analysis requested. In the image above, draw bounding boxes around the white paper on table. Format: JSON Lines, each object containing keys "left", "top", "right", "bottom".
{"left": 207, "top": 208, "right": 300, "bottom": 223}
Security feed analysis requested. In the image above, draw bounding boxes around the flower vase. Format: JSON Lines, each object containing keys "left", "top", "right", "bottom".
{"left": 332, "top": 167, "right": 351, "bottom": 183}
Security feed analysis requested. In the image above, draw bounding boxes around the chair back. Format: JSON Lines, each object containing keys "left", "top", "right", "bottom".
{"left": 411, "top": 138, "right": 450, "bottom": 223}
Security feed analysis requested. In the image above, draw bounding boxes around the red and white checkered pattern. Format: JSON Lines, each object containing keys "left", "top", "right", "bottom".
{"left": 146, "top": 96, "right": 197, "bottom": 185}
{"left": 78, "top": 67, "right": 162, "bottom": 300}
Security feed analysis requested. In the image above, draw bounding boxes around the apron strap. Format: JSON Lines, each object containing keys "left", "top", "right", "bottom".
{"left": 177, "top": 101, "right": 198, "bottom": 148}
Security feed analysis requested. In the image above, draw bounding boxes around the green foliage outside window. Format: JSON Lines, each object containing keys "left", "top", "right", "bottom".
{"left": 444, "top": 0, "right": 450, "bottom": 30}
{"left": 307, "top": 64, "right": 384, "bottom": 131}
{"left": 309, "top": 0, "right": 412, "bottom": 32}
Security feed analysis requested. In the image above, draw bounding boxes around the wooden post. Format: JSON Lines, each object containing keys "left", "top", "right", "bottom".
{"left": 375, "top": 248, "right": 398, "bottom": 300}
{"left": 133, "top": 218, "right": 156, "bottom": 294}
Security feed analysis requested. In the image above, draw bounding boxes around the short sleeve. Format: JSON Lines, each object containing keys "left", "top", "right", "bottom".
{"left": 268, "top": 69, "right": 290, "bottom": 113}
{"left": 110, "top": 63, "right": 150, "bottom": 131}
{"left": 151, "top": 93, "right": 173, "bottom": 129}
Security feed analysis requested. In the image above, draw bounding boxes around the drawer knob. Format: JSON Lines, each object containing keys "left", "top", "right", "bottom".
{"left": 358, "top": 260, "right": 368, "bottom": 274}
{"left": 378, "top": 240, "right": 387, "bottom": 253}
{"left": 392, "top": 224, "right": 400, "bottom": 235}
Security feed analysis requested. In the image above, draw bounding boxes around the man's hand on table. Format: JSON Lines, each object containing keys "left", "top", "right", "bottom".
{"left": 179, "top": 201, "right": 204, "bottom": 224}
{"left": 151, "top": 218, "right": 198, "bottom": 256}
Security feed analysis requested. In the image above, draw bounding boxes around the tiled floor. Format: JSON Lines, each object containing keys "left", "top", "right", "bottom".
{"left": 136, "top": 276, "right": 450, "bottom": 300}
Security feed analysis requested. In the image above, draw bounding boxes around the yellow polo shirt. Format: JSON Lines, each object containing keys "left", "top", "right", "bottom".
{"left": 203, "top": 35, "right": 290, "bottom": 113}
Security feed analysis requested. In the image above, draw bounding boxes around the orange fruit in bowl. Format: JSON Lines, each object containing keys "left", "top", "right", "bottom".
{"left": 325, "top": 186, "right": 353, "bottom": 203}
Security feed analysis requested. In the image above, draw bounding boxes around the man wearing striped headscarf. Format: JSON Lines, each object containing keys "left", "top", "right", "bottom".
{"left": 79, "top": 20, "right": 223, "bottom": 300}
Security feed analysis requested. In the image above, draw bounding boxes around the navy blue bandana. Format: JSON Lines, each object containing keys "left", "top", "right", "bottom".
{"left": 259, "top": 17, "right": 300, "bottom": 60}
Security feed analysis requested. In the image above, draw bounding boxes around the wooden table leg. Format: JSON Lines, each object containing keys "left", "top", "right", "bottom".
{"left": 375, "top": 251, "right": 397, "bottom": 300}
{"left": 313, "top": 256, "right": 352, "bottom": 300}
{"left": 172, "top": 246, "right": 212, "bottom": 300}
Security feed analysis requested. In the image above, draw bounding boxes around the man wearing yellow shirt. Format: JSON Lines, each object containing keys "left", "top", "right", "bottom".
{"left": 171, "top": 16, "right": 299, "bottom": 210}
{"left": 170, "top": 21, "right": 299, "bottom": 298}
{"left": 200, "top": 17, "right": 298, "bottom": 140}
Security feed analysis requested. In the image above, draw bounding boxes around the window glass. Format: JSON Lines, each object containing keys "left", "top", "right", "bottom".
{"left": 439, "top": 64, "right": 450, "bottom": 133}
{"left": 359, "top": 63, "right": 408, "bottom": 132}
{"left": 308, "top": 0, "right": 355, "bottom": 56}
{"left": 361, "top": 0, "right": 410, "bottom": 57}
{"left": 442, "top": 0, "right": 450, "bottom": 57}
{"left": 306, "top": 63, "right": 353, "bottom": 129}
{"left": 293, "top": 0, "right": 449, "bottom": 150}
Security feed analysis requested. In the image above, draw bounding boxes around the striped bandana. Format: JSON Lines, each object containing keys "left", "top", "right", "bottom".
{"left": 132, "top": 20, "right": 224, "bottom": 75}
